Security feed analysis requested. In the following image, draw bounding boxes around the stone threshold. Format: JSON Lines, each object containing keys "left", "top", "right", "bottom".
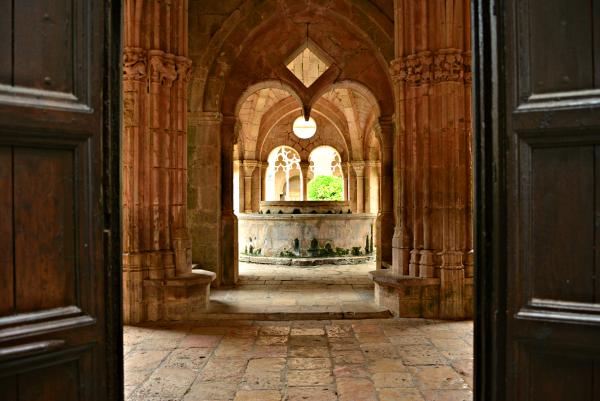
{"left": 146, "top": 309, "right": 392, "bottom": 322}
{"left": 240, "top": 254, "right": 376, "bottom": 266}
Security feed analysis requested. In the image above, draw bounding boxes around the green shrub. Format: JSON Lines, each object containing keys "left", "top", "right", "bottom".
{"left": 308, "top": 175, "right": 343, "bottom": 201}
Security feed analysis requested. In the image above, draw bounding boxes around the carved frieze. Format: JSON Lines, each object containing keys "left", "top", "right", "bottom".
{"left": 391, "top": 49, "right": 471, "bottom": 85}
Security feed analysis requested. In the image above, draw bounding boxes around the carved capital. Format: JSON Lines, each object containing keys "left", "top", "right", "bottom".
{"left": 352, "top": 161, "right": 366, "bottom": 177}
{"left": 123, "top": 47, "right": 147, "bottom": 82}
{"left": 242, "top": 160, "right": 259, "bottom": 176}
{"left": 148, "top": 51, "right": 177, "bottom": 86}
{"left": 175, "top": 56, "right": 193, "bottom": 84}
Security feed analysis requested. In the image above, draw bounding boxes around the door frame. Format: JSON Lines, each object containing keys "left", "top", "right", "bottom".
{"left": 103, "top": 1, "right": 124, "bottom": 400}
{"left": 473, "top": 1, "right": 507, "bottom": 400}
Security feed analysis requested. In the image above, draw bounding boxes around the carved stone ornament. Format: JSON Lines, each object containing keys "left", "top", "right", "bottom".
{"left": 123, "top": 47, "right": 147, "bottom": 81}
{"left": 433, "top": 50, "right": 464, "bottom": 82}
{"left": 391, "top": 49, "right": 471, "bottom": 85}
{"left": 175, "top": 56, "right": 193, "bottom": 83}
{"left": 149, "top": 52, "right": 178, "bottom": 86}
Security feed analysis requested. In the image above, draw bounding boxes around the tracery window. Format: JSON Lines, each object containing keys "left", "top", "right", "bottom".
{"left": 266, "top": 146, "right": 302, "bottom": 201}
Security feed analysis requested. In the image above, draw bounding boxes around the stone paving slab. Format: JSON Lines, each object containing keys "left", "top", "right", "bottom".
{"left": 193, "top": 262, "right": 391, "bottom": 320}
{"left": 125, "top": 318, "right": 473, "bottom": 401}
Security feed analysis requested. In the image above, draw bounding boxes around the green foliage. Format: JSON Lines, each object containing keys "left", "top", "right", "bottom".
{"left": 308, "top": 175, "right": 344, "bottom": 201}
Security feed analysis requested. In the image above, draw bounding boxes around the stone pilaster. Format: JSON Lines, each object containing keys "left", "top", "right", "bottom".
{"left": 220, "top": 116, "right": 239, "bottom": 286}
{"left": 188, "top": 112, "right": 223, "bottom": 282}
{"left": 376, "top": 118, "right": 395, "bottom": 269}
{"left": 233, "top": 160, "right": 243, "bottom": 214}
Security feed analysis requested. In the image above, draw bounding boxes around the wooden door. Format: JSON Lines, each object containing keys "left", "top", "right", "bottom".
{"left": 0, "top": 1, "right": 123, "bottom": 401}
{"left": 475, "top": 0, "right": 600, "bottom": 400}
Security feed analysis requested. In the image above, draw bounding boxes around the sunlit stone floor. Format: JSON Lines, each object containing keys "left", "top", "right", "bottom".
{"left": 124, "top": 319, "right": 473, "bottom": 401}
{"left": 200, "top": 262, "right": 390, "bottom": 319}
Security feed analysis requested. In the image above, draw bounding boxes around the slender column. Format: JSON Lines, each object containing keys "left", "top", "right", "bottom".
{"left": 242, "top": 160, "right": 258, "bottom": 213}
{"left": 259, "top": 162, "right": 267, "bottom": 203}
{"left": 123, "top": 47, "right": 148, "bottom": 324}
{"left": 343, "top": 162, "right": 351, "bottom": 203}
{"left": 353, "top": 161, "right": 366, "bottom": 213}
{"left": 300, "top": 161, "right": 310, "bottom": 200}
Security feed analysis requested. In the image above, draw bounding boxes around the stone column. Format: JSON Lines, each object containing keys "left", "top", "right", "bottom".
{"left": 343, "top": 162, "right": 351, "bottom": 203}
{"left": 386, "top": 0, "right": 472, "bottom": 319}
{"left": 353, "top": 161, "right": 366, "bottom": 213}
{"left": 242, "top": 160, "right": 258, "bottom": 213}
{"left": 300, "top": 161, "right": 311, "bottom": 200}
{"left": 259, "top": 162, "right": 267, "bottom": 203}
{"left": 122, "top": 0, "right": 194, "bottom": 323}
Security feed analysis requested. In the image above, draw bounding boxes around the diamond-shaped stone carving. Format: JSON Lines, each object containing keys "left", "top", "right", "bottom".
{"left": 286, "top": 46, "right": 331, "bottom": 88}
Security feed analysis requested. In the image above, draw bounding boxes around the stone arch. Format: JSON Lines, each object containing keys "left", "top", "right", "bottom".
{"left": 256, "top": 100, "right": 352, "bottom": 163}
{"left": 190, "top": 0, "right": 395, "bottom": 117}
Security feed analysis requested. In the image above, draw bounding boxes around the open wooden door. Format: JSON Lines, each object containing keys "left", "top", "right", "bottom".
{"left": 0, "top": 1, "right": 123, "bottom": 400}
{"left": 475, "top": 0, "right": 600, "bottom": 400}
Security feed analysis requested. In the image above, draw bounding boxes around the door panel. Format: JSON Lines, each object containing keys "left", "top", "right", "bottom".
{"left": 529, "top": 145, "right": 595, "bottom": 303}
{"left": 0, "top": 1, "right": 121, "bottom": 400}
{"left": 14, "top": 148, "right": 76, "bottom": 312}
{"left": 528, "top": 0, "right": 595, "bottom": 94}
{"left": 525, "top": 347, "right": 596, "bottom": 401}
{"left": 0, "top": 147, "right": 14, "bottom": 316}
{"left": 508, "top": 0, "right": 600, "bottom": 396}
{"left": 13, "top": 0, "right": 74, "bottom": 93}
{"left": 476, "top": 0, "right": 600, "bottom": 399}
{"left": 0, "top": 2, "right": 11, "bottom": 84}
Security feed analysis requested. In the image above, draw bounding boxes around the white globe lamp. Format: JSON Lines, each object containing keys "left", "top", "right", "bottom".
{"left": 292, "top": 116, "right": 317, "bottom": 139}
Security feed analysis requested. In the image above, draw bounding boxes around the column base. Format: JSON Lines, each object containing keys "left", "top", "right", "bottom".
{"left": 369, "top": 270, "right": 473, "bottom": 319}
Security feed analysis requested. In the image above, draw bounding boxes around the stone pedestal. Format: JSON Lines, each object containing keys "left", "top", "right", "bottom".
{"left": 370, "top": 270, "right": 473, "bottom": 319}
{"left": 143, "top": 269, "right": 216, "bottom": 321}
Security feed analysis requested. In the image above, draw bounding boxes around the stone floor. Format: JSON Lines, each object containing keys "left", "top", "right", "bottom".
{"left": 124, "top": 318, "right": 473, "bottom": 401}
{"left": 201, "top": 262, "right": 390, "bottom": 320}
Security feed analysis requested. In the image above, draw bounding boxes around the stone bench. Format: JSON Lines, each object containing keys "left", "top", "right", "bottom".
{"left": 143, "top": 268, "right": 216, "bottom": 321}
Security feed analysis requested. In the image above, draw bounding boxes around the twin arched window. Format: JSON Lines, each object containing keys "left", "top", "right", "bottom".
{"left": 265, "top": 145, "right": 344, "bottom": 201}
